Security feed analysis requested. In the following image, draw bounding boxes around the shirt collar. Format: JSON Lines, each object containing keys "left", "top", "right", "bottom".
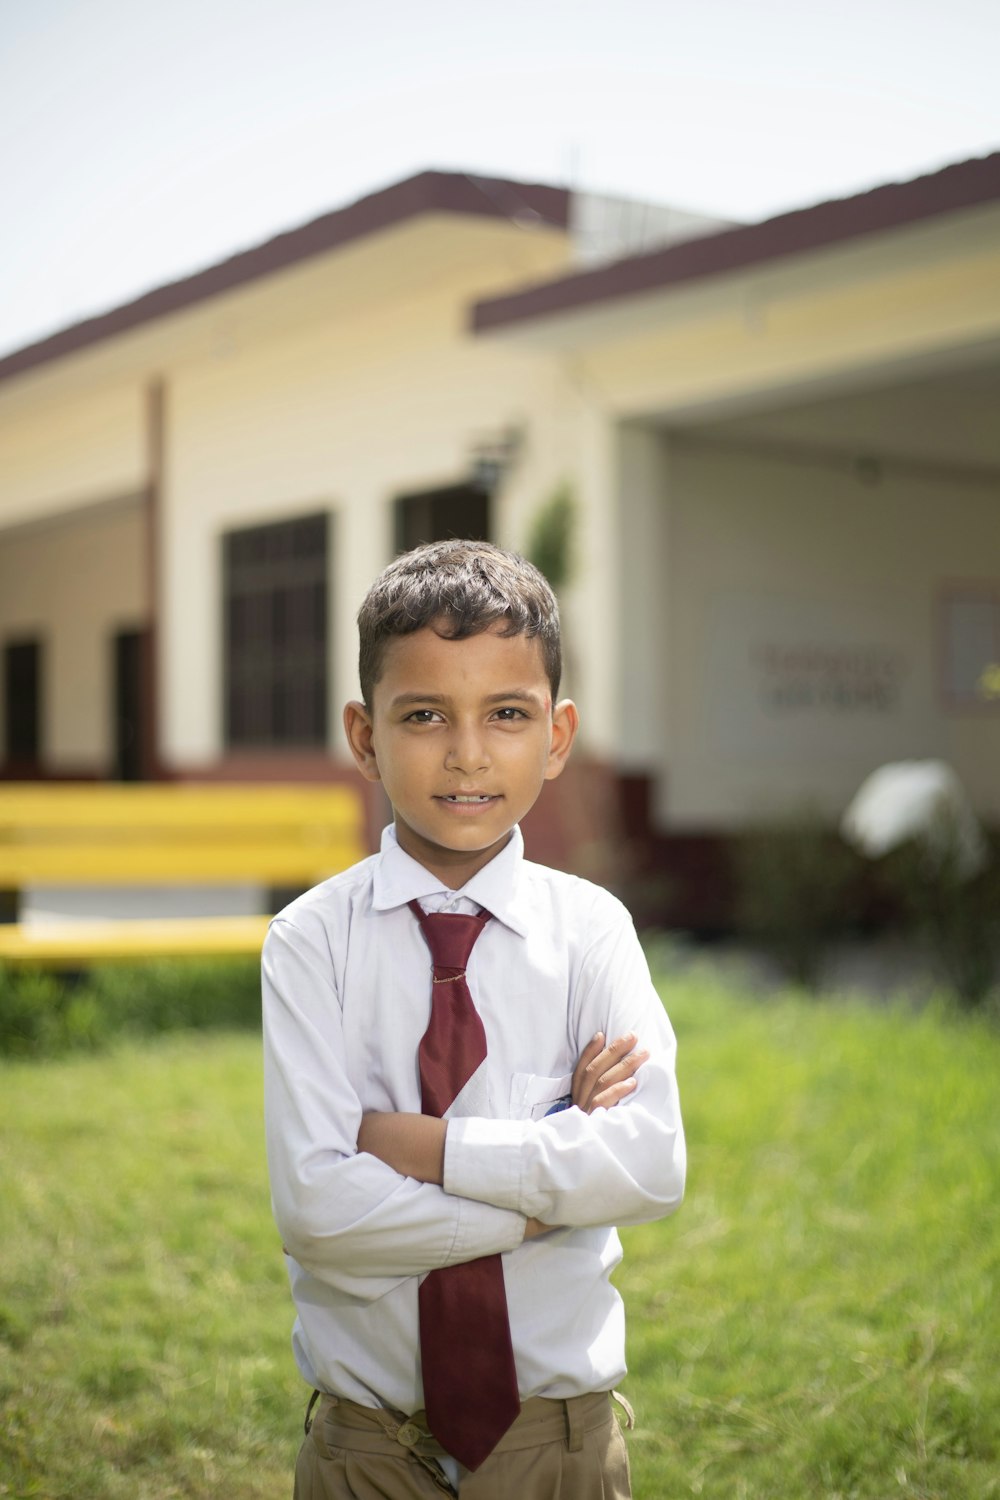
{"left": 372, "top": 823, "right": 531, "bottom": 937}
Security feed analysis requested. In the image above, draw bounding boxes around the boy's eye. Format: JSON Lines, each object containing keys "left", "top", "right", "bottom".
{"left": 492, "top": 707, "right": 527, "bottom": 722}
{"left": 404, "top": 709, "right": 442, "bottom": 724}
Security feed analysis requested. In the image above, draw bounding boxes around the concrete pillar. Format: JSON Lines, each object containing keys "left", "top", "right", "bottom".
{"left": 615, "top": 423, "right": 672, "bottom": 821}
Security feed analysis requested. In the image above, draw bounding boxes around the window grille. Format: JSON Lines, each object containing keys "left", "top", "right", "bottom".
{"left": 223, "top": 514, "right": 329, "bottom": 747}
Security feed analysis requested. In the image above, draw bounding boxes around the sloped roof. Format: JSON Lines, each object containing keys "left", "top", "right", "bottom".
{"left": 4, "top": 153, "right": 996, "bottom": 388}
{"left": 0, "top": 170, "right": 569, "bottom": 386}
{"left": 471, "top": 151, "right": 1000, "bottom": 334}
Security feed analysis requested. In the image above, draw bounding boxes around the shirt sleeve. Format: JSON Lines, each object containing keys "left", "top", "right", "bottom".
{"left": 262, "top": 913, "right": 526, "bottom": 1301}
{"left": 443, "top": 895, "right": 686, "bottom": 1227}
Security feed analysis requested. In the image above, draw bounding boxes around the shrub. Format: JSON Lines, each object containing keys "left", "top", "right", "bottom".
{"left": 524, "top": 482, "right": 575, "bottom": 593}
{"left": 733, "top": 817, "right": 863, "bottom": 989}
{"left": 0, "top": 957, "right": 261, "bottom": 1059}
{"left": 879, "top": 837, "right": 1000, "bottom": 1006}
{"left": 0, "top": 967, "right": 69, "bottom": 1056}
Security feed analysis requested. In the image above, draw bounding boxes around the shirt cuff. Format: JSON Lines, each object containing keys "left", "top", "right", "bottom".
{"left": 444, "top": 1116, "right": 530, "bottom": 1214}
{"left": 446, "top": 1191, "right": 526, "bottom": 1263}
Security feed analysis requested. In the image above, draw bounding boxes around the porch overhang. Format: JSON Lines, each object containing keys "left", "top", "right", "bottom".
{"left": 470, "top": 153, "right": 1000, "bottom": 424}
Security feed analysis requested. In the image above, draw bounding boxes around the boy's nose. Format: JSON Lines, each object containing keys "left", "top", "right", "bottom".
{"left": 444, "top": 727, "right": 490, "bottom": 774}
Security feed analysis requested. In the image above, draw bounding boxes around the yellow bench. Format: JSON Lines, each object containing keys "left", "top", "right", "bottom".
{"left": 0, "top": 782, "right": 367, "bottom": 967}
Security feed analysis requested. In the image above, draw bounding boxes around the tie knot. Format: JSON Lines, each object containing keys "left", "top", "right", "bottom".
{"left": 409, "top": 901, "right": 490, "bottom": 971}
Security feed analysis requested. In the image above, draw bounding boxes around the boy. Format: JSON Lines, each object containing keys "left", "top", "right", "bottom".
{"left": 263, "top": 539, "right": 685, "bottom": 1498}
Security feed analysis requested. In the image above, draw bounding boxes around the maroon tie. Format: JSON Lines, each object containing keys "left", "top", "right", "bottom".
{"left": 408, "top": 899, "right": 521, "bottom": 1471}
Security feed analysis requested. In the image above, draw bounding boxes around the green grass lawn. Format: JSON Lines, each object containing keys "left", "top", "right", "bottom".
{"left": 1, "top": 972, "right": 997, "bottom": 1499}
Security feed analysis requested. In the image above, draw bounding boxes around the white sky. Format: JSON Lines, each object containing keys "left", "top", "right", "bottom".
{"left": 1, "top": 0, "right": 998, "bottom": 358}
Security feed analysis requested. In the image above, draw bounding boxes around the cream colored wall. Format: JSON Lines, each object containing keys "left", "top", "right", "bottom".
{"left": 659, "top": 438, "right": 1000, "bottom": 825}
{"left": 0, "top": 499, "right": 147, "bottom": 768}
{"left": 0, "top": 216, "right": 592, "bottom": 774}
{"left": 158, "top": 266, "right": 592, "bottom": 767}
{"left": 0, "top": 382, "right": 145, "bottom": 529}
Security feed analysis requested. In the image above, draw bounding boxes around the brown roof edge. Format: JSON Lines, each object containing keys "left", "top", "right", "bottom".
{"left": 471, "top": 151, "right": 1000, "bottom": 334}
{"left": 0, "top": 170, "right": 570, "bottom": 387}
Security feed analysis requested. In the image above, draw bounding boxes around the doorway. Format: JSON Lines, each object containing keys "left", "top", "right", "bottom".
{"left": 2, "top": 637, "right": 42, "bottom": 772}
{"left": 112, "top": 627, "right": 149, "bottom": 780}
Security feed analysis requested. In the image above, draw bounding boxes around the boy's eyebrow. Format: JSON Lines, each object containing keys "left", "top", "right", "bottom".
{"left": 387, "top": 688, "right": 545, "bottom": 709}
{"left": 388, "top": 693, "right": 450, "bottom": 708}
{"left": 482, "top": 690, "right": 545, "bottom": 705}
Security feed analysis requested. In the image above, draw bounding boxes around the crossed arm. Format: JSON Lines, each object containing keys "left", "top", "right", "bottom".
{"left": 265, "top": 905, "right": 685, "bottom": 1294}
{"left": 357, "top": 1030, "right": 649, "bottom": 1239}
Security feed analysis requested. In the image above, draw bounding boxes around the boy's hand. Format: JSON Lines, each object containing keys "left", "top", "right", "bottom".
{"left": 572, "top": 1031, "right": 648, "bottom": 1114}
{"left": 526, "top": 1033, "right": 648, "bottom": 1243}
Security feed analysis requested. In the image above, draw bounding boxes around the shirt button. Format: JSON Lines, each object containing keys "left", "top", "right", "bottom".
{"left": 396, "top": 1422, "right": 420, "bottom": 1447}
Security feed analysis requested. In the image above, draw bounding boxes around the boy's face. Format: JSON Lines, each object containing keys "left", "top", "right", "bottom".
{"left": 344, "top": 623, "right": 578, "bottom": 888}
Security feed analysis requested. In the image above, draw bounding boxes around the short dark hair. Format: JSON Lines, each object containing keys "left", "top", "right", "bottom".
{"left": 357, "top": 539, "right": 561, "bottom": 707}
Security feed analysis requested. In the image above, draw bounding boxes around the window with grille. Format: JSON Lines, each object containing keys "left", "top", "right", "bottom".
{"left": 223, "top": 513, "right": 329, "bottom": 748}
{"left": 394, "top": 483, "right": 490, "bottom": 554}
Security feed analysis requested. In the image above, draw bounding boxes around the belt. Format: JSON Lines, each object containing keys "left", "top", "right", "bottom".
{"left": 305, "top": 1387, "right": 635, "bottom": 1489}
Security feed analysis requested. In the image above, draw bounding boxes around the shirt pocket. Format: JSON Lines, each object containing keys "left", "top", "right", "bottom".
{"left": 509, "top": 1071, "right": 574, "bottom": 1121}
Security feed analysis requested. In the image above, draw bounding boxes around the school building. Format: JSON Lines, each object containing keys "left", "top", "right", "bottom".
{"left": 1, "top": 154, "right": 998, "bottom": 924}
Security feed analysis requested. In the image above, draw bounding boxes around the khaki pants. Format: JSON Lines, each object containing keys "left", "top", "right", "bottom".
{"left": 294, "top": 1389, "right": 633, "bottom": 1499}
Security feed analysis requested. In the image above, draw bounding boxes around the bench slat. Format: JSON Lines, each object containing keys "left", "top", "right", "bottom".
{"left": 0, "top": 782, "right": 367, "bottom": 883}
{"left": 0, "top": 915, "right": 272, "bottom": 967}
{"left": 0, "top": 783, "right": 363, "bottom": 829}
{"left": 0, "top": 839, "right": 363, "bottom": 883}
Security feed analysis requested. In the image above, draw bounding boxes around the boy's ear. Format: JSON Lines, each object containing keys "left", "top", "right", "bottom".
{"left": 343, "top": 701, "right": 381, "bottom": 782}
{"left": 544, "top": 698, "right": 579, "bottom": 782}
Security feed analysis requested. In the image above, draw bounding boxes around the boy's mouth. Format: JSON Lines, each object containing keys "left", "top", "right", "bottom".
{"left": 439, "top": 793, "right": 499, "bottom": 803}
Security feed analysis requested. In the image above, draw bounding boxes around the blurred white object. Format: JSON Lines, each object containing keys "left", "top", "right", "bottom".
{"left": 841, "top": 760, "right": 988, "bottom": 879}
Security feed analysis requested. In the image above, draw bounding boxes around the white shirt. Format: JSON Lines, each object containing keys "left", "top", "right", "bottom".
{"left": 262, "top": 824, "right": 685, "bottom": 1415}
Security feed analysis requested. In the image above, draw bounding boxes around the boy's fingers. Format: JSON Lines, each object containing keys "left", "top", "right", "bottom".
{"left": 582, "top": 1032, "right": 637, "bottom": 1081}
{"left": 593, "top": 1049, "right": 649, "bottom": 1090}
{"left": 584, "top": 1037, "right": 643, "bottom": 1090}
{"left": 571, "top": 1032, "right": 606, "bottom": 1103}
{"left": 573, "top": 1034, "right": 648, "bottom": 1110}
{"left": 588, "top": 1077, "right": 639, "bottom": 1113}
{"left": 575, "top": 1032, "right": 607, "bottom": 1076}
